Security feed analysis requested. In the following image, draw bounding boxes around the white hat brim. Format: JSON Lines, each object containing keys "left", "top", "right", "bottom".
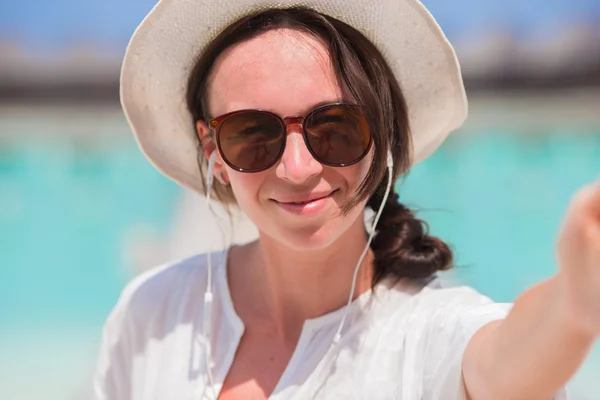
{"left": 120, "top": 0, "right": 468, "bottom": 194}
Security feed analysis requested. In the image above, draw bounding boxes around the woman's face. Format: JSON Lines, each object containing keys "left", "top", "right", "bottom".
{"left": 199, "top": 29, "right": 373, "bottom": 251}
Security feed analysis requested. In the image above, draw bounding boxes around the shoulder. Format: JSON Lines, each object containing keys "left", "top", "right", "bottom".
{"left": 94, "top": 250, "right": 227, "bottom": 399}
{"left": 125, "top": 253, "right": 210, "bottom": 306}
{"left": 381, "top": 280, "right": 513, "bottom": 338}
{"left": 413, "top": 286, "right": 515, "bottom": 399}
{"left": 106, "top": 249, "right": 226, "bottom": 331}
{"left": 386, "top": 277, "right": 510, "bottom": 313}
{"left": 411, "top": 284, "right": 512, "bottom": 334}
{"left": 413, "top": 284, "right": 502, "bottom": 309}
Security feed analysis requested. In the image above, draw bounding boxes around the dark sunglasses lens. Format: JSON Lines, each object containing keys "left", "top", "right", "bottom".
{"left": 304, "top": 104, "right": 371, "bottom": 165}
{"left": 218, "top": 111, "right": 284, "bottom": 171}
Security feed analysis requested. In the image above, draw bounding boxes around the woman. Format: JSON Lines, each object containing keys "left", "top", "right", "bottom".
{"left": 94, "top": 1, "right": 600, "bottom": 399}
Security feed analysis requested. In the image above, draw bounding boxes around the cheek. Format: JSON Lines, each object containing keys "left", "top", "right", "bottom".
{"left": 337, "top": 150, "right": 374, "bottom": 189}
{"left": 227, "top": 168, "right": 266, "bottom": 207}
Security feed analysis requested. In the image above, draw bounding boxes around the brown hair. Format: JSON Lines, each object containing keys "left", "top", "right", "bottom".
{"left": 186, "top": 7, "right": 453, "bottom": 284}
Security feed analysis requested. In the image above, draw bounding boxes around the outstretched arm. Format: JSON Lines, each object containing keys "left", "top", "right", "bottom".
{"left": 462, "top": 181, "right": 600, "bottom": 400}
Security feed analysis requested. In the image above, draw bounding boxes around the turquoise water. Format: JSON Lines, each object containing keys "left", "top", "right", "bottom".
{"left": 0, "top": 138, "right": 179, "bottom": 326}
{"left": 0, "top": 113, "right": 598, "bottom": 399}
{"left": 403, "top": 131, "right": 600, "bottom": 301}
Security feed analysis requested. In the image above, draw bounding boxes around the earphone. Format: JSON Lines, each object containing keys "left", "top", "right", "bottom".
{"left": 201, "top": 148, "right": 394, "bottom": 397}
{"left": 203, "top": 151, "right": 218, "bottom": 399}
{"left": 331, "top": 148, "right": 394, "bottom": 346}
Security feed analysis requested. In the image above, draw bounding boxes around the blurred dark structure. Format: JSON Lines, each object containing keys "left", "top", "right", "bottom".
{"left": 0, "top": 0, "right": 599, "bottom": 102}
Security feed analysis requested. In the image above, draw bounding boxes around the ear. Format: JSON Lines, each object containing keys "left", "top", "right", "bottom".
{"left": 196, "top": 120, "right": 216, "bottom": 159}
{"left": 195, "top": 120, "right": 230, "bottom": 183}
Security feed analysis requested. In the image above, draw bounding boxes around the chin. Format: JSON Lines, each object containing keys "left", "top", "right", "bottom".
{"left": 281, "top": 225, "right": 338, "bottom": 251}
{"left": 260, "top": 213, "right": 358, "bottom": 252}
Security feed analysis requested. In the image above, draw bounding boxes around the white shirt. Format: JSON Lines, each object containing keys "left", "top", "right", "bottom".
{"left": 93, "top": 249, "right": 568, "bottom": 399}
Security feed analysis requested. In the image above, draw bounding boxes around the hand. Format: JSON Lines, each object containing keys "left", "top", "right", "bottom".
{"left": 557, "top": 180, "right": 600, "bottom": 336}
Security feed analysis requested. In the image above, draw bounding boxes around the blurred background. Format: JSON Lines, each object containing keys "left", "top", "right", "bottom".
{"left": 1, "top": 0, "right": 599, "bottom": 399}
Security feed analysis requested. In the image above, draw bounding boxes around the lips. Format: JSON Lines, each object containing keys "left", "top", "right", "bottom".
{"left": 274, "top": 190, "right": 336, "bottom": 205}
{"left": 272, "top": 190, "right": 337, "bottom": 215}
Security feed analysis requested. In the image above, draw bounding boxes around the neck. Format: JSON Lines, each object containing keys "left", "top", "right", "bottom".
{"left": 229, "top": 212, "right": 374, "bottom": 339}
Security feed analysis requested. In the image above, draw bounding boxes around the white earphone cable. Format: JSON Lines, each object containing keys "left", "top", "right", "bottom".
{"left": 203, "top": 151, "right": 218, "bottom": 399}
{"left": 331, "top": 149, "right": 394, "bottom": 346}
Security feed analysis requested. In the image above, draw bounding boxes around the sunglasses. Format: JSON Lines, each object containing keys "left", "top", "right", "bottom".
{"left": 208, "top": 103, "right": 372, "bottom": 172}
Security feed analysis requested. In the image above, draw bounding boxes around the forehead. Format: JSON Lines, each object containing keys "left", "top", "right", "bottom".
{"left": 206, "top": 29, "right": 342, "bottom": 116}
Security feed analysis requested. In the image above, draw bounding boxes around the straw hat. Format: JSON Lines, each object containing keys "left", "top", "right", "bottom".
{"left": 121, "top": 0, "right": 468, "bottom": 195}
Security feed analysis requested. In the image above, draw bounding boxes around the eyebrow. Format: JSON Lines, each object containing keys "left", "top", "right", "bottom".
{"left": 208, "top": 99, "right": 344, "bottom": 121}
{"left": 296, "top": 99, "right": 344, "bottom": 116}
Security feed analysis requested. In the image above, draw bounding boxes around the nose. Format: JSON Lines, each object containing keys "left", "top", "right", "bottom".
{"left": 275, "top": 123, "right": 323, "bottom": 184}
